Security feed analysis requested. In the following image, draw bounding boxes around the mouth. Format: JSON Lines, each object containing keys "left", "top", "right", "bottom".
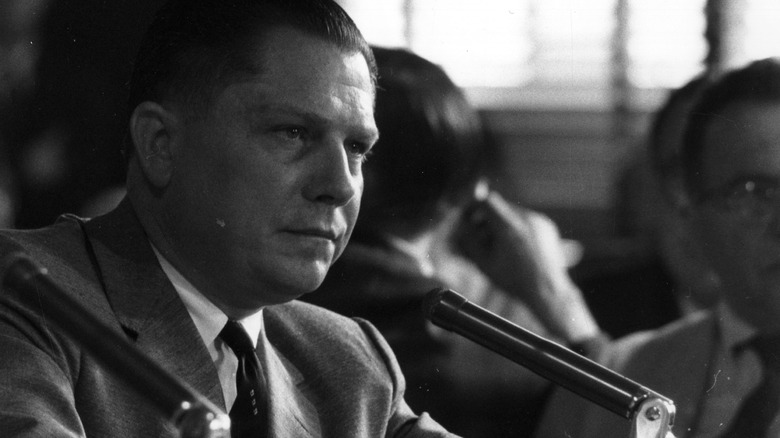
{"left": 286, "top": 227, "right": 340, "bottom": 241}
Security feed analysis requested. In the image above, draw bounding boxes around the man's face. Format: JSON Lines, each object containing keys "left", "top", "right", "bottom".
{"left": 161, "top": 27, "right": 377, "bottom": 310}
{"left": 690, "top": 101, "right": 780, "bottom": 331}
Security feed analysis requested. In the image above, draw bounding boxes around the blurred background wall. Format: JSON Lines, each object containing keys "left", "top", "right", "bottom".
{"left": 0, "top": 0, "right": 166, "bottom": 228}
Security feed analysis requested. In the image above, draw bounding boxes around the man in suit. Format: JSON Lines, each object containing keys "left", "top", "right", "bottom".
{"left": 0, "top": 0, "right": 456, "bottom": 436}
{"left": 534, "top": 58, "right": 780, "bottom": 438}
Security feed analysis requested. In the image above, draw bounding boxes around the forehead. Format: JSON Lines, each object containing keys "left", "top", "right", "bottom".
{"left": 211, "top": 27, "right": 376, "bottom": 126}
{"left": 264, "top": 27, "right": 371, "bottom": 92}
{"left": 699, "top": 101, "right": 780, "bottom": 188}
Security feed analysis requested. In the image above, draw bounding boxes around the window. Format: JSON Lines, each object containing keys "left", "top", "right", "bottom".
{"left": 625, "top": 0, "right": 707, "bottom": 89}
{"left": 409, "top": 0, "right": 533, "bottom": 87}
{"left": 339, "top": 0, "right": 779, "bottom": 108}
{"left": 743, "top": 0, "right": 780, "bottom": 62}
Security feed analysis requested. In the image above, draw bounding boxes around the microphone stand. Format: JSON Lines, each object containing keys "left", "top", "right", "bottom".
{"left": 1, "top": 253, "right": 231, "bottom": 438}
{"left": 424, "top": 288, "right": 675, "bottom": 438}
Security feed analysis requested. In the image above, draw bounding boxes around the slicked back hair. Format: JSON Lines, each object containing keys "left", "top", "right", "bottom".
{"left": 682, "top": 58, "right": 780, "bottom": 195}
{"left": 125, "top": 0, "right": 376, "bottom": 158}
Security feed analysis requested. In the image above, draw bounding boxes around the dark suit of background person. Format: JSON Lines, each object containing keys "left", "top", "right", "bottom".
{"left": 0, "top": 1, "right": 457, "bottom": 436}
{"left": 304, "top": 47, "right": 602, "bottom": 437}
{"left": 534, "top": 58, "right": 780, "bottom": 438}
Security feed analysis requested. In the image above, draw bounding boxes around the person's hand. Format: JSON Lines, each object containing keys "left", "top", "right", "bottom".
{"left": 452, "top": 191, "right": 600, "bottom": 342}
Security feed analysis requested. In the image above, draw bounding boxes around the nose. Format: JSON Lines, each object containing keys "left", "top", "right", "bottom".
{"left": 302, "top": 139, "right": 360, "bottom": 207}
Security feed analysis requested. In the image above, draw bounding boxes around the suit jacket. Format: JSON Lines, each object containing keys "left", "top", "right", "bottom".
{"left": 533, "top": 310, "right": 717, "bottom": 438}
{"left": 0, "top": 199, "right": 455, "bottom": 437}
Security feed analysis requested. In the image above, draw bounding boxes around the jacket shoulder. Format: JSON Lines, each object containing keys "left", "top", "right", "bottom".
{"left": 534, "top": 311, "right": 716, "bottom": 438}
{"left": 0, "top": 215, "right": 94, "bottom": 277}
{"left": 602, "top": 310, "right": 715, "bottom": 372}
{"left": 264, "top": 300, "right": 397, "bottom": 374}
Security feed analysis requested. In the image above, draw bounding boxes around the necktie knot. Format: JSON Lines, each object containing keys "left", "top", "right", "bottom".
{"left": 220, "top": 320, "right": 255, "bottom": 357}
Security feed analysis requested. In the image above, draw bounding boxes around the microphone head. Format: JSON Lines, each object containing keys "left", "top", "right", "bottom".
{"left": 422, "top": 288, "right": 450, "bottom": 321}
{"left": 422, "top": 288, "right": 469, "bottom": 331}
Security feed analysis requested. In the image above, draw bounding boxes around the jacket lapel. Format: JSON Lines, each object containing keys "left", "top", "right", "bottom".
{"left": 259, "top": 329, "right": 320, "bottom": 437}
{"left": 82, "top": 198, "right": 224, "bottom": 408}
{"left": 611, "top": 311, "right": 718, "bottom": 437}
{"left": 670, "top": 313, "right": 718, "bottom": 436}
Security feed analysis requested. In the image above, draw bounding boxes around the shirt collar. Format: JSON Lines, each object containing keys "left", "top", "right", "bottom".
{"left": 151, "top": 245, "right": 264, "bottom": 348}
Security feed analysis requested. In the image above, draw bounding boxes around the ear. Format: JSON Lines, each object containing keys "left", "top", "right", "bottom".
{"left": 129, "top": 101, "right": 180, "bottom": 188}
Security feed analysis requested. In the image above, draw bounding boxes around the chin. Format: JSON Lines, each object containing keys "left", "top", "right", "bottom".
{"left": 273, "top": 264, "right": 330, "bottom": 300}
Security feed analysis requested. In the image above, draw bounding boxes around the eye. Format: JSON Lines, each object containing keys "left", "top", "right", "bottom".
{"left": 347, "top": 141, "right": 373, "bottom": 162}
{"left": 274, "top": 126, "right": 307, "bottom": 141}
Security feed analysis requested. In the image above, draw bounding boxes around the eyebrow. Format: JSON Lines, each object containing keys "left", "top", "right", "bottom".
{"left": 249, "top": 103, "right": 327, "bottom": 123}
{"left": 249, "top": 103, "right": 379, "bottom": 139}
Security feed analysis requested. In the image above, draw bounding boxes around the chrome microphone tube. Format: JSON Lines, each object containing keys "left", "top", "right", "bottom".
{"left": 1, "top": 252, "right": 230, "bottom": 438}
{"left": 423, "top": 288, "right": 673, "bottom": 420}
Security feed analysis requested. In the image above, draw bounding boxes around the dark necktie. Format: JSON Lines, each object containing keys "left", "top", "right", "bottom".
{"left": 219, "top": 320, "right": 268, "bottom": 438}
{"left": 721, "top": 335, "right": 780, "bottom": 438}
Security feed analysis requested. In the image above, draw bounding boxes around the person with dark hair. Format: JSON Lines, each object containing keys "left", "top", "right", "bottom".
{"left": 0, "top": 1, "right": 457, "bottom": 436}
{"left": 535, "top": 57, "right": 780, "bottom": 438}
{"left": 304, "top": 47, "right": 601, "bottom": 437}
{"left": 348, "top": 47, "right": 485, "bottom": 241}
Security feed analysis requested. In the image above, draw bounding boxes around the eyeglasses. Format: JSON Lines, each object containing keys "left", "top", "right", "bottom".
{"left": 697, "top": 177, "right": 780, "bottom": 225}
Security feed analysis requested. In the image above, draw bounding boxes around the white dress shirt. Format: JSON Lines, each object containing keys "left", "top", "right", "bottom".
{"left": 151, "top": 246, "right": 264, "bottom": 412}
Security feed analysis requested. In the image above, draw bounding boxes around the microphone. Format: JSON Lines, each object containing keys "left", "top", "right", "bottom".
{"left": 423, "top": 288, "right": 675, "bottom": 422}
{"left": 1, "top": 252, "right": 230, "bottom": 438}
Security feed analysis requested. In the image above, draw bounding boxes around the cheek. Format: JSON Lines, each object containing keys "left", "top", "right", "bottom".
{"left": 344, "top": 197, "right": 361, "bottom": 233}
{"left": 349, "top": 180, "right": 363, "bottom": 218}
{"left": 341, "top": 196, "right": 361, "bottom": 234}
{"left": 695, "top": 217, "right": 758, "bottom": 281}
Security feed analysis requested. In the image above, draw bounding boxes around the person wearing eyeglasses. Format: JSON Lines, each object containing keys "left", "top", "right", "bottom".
{"left": 534, "top": 58, "right": 780, "bottom": 438}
